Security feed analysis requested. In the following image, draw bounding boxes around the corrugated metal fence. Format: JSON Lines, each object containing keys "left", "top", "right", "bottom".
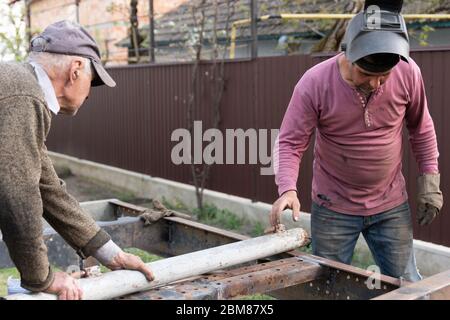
{"left": 47, "top": 49, "right": 450, "bottom": 246}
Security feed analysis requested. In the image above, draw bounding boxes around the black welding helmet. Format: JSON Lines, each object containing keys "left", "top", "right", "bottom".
{"left": 341, "top": 0, "right": 410, "bottom": 73}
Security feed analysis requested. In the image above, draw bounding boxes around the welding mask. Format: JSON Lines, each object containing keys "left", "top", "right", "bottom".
{"left": 341, "top": 1, "right": 410, "bottom": 73}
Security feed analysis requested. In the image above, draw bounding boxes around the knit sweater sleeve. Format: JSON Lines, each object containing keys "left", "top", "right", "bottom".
{"left": 0, "top": 96, "right": 54, "bottom": 292}
{"left": 40, "top": 144, "right": 111, "bottom": 259}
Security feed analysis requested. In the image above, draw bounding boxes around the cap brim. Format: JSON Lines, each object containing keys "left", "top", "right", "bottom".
{"left": 347, "top": 31, "right": 410, "bottom": 64}
{"left": 91, "top": 59, "right": 116, "bottom": 87}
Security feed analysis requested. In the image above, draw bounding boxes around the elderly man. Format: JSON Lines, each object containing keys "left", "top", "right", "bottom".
{"left": 0, "top": 21, "right": 153, "bottom": 300}
{"left": 270, "top": 2, "right": 443, "bottom": 281}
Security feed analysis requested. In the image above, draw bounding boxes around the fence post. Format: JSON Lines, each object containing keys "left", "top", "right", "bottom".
{"left": 148, "top": 0, "right": 155, "bottom": 63}
{"left": 250, "top": 0, "right": 258, "bottom": 59}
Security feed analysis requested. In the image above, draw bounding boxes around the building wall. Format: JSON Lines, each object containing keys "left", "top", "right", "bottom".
{"left": 29, "top": 0, "right": 189, "bottom": 65}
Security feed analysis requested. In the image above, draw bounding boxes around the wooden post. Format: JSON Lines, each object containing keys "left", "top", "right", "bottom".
{"left": 25, "top": 0, "right": 32, "bottom": 52}
{"left": 130, "top": 0, "right": 140, "bottom": 63}
{"left": 75, "top": 0, "right": 80, "bottom": 23}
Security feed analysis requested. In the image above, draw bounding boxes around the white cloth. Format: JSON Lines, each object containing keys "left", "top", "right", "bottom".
{"left": 29, "top": 61, "right": 60, "bottom": 115}
{"left": 93, "top": 240, "right": 122, "bottom": 266}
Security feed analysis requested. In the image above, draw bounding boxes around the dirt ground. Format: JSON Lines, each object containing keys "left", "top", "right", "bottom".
{"left": 56, "top": 166, "right": 153, "bottom": 207}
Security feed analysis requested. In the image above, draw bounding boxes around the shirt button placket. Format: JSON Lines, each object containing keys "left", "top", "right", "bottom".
{"left": 357, "top": 92, "right": 371, "bottom": 128}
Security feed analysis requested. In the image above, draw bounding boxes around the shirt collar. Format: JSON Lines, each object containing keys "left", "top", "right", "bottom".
{"left": 29, "top": 61, "right": 60, "bottom": 115}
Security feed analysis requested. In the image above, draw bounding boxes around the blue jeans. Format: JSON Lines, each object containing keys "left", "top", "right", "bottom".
{"left": 311, "top": 201, "right": 422, "bottom": 282}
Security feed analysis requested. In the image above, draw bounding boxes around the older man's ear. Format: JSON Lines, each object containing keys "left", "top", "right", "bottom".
{"left": 68, "top": 59, "right": 85, "bottom": 83}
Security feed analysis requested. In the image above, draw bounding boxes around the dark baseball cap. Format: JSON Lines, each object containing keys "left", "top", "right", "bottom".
{"left": 30, "top": 20, "right": 116, "bottom": 87}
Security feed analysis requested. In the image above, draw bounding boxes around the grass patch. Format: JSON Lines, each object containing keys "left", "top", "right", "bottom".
{"left": 161, "top": 196, "right": 191, "bottom": 215}
{"left": 99, "top": 248, "right": 163, "bottom": 273}
{"left": 123, "top": 248, "right": 162, "bottom": 263}
{"left": 0, "top": 267, "right": 20, "bottom": 297}
{"left": 193, "top": 203, "right": 247, "bottom": 231}
{"left": 237, "top": 293, "right": 276, "bottom": 300}
{"left": 351, "top": 251, "right": 376, "bottom": 270}
{"left": 161, "top": 198, "right": 266, "bottom": 236}
{"left": 295, "top": 243, "right": 375, "bottom": 270}
{"left": 297, "top": 242, "right": 313, "bottom": 254}
{"left": 250, "top": 221, "right": 265, "bottom": 237}
{"left": 116, "top": 191, "right": 138, "bottom": 203}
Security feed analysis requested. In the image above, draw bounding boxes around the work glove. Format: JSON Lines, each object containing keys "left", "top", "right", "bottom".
{"left": 416, "top": 174, "right": 443, "bottom": 226}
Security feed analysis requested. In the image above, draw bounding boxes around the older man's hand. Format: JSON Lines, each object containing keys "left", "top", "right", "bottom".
{"left": 105, "top": 251, "right": 154, "bottom": 281}
{"left": 44, "top": 271, "right": 83, "bottom": 300}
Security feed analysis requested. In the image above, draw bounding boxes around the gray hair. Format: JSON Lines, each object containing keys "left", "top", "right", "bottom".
{"left": 28, "top": 52, "right": 92, "bottom": 77}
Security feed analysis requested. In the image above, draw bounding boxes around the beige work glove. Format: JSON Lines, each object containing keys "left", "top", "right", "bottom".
{"left": 416, "top": 174, "right": 443, "bottom": 226}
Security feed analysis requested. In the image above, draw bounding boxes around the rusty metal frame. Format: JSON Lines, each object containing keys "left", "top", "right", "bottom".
{"left": 120, "top": 257, "right": 325, "bottom": 300}
{"left": 1, "top": 199, "right": 449, "bottom": 300}
{"left": 373, "top": 270, "right": 450, "bottom": 300}
{"left": 107, "top": 201, "right": 404, "bottom": 300}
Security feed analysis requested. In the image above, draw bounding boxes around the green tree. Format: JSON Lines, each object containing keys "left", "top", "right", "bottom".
{"left": 0, "top": 1, "right": 27, "bottom": 62}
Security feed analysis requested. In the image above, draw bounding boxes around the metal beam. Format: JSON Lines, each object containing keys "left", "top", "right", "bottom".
{"left": 250, "top": 0, "right": 258, "bottom": 59}
{"left": 121, "top": 253, "right": 403, "bottom": 300}
{"left": 121, "top": 257, "right": 325, "bottom": 300}
{"left": 373, "top": 270, "right": 450, "bottom": 300}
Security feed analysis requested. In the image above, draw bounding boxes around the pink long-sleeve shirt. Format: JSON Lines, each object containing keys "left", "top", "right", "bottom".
{"left": 276, "top": 53, "right": 439, "bottom": 216}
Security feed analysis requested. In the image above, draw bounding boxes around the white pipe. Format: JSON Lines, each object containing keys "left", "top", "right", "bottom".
{"left": 5, "top": 228, "right": 309, "bottom": 300}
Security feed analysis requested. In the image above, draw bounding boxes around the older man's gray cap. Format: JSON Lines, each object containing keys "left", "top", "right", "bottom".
{"left": 30, "top": 20, "right": 116, "bottom": 87}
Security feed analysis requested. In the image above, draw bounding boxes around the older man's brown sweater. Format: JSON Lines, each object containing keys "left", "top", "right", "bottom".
{"left": 0, "top": 62, "right": 110, "bottom": 291}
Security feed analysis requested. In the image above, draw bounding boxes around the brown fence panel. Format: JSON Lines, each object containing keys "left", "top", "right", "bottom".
{"left": 253, "top": 55, "right": 315, "bottom": 207}
{"left": 47, "top": 50, "right": 450, "bottom": 246}
{"left": 402, "top": 50, "right": 450, "bottom": 246}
